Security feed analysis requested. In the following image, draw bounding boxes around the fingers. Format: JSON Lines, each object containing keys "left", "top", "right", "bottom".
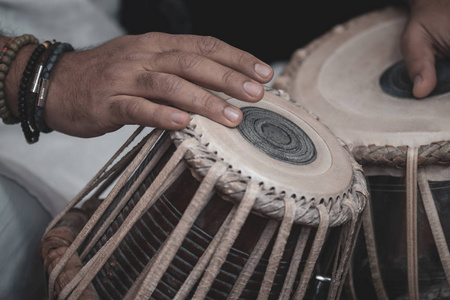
{"left": 184, "top": 34, "right": 274, "bottom": 83}
{"left": 108, "top": 93, "right": 243, "bottom": 130}
{"left": 107, "top": 95, "right": 191, "bottom": 130}
{"left": 140, "top": 33, "right": 274, "bottom": 84}
{"left": 401, "top": 22, "right": 437, "bottom": 98}
{"left": 143, "top": 50, "right": 265, "bottom": 102}
{"left": 113, "top": 32, "right": 277, "bottom": 129}
{"left": 126, "top": 71, "right": 246, "bottom": 127}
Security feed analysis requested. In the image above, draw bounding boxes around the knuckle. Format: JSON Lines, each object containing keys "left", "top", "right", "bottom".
{"left": 108, "top": 97, "right": 167, "bottom": 128}
{"left": 108, "top": 98, "right": 130, "bottom": 121}
{"left": 221, "top": 69, "right": 235, "bottom": 85}
{"left": 158, "top": 74, "right": 184, "bottom": 95}
{"left": 190, "top": 92, "right": 216, "bottom": 112}
{"left": 136, "top": 72, "right": 157, "bottom": 89}
{"left": 125, "top": 101, "right": 142, "bottom": 121}
{"left": 124, "top": 50, "right": 145, "bottom": 62}
{"left": 117, "top": 99, "right": 145, "bottom": 124}
{"left": 138, "top": 32, "right": 165, "bottom": 44}
{"left": 137, "top": 72, "right": 183, "bottom": 96}
{"left": 236, "top": 51, "right": 249, "bottom": 66}
{"left": 197, "top": 36, "right": 222, "bottom": 56}
{"left": 150, "top": 105, "right": 165, "bottom": 126}
{"left": 177, "top": 52, "right": 202, "bottom": 70}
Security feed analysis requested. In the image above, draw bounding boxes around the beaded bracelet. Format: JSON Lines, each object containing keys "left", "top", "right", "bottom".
{"left": 0, "top": 37, "right": 17, "bottom": 123}
{"left": 35, "top": 42, "right": 74, "bottom": 133}
{"left": 18, "top": 40, "right": 54, "bottom": 143}
{"left": 0, "top": 34, "right": 39, "bottom": 124}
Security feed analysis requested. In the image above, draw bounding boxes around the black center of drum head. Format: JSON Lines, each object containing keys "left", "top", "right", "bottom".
{"left": 237, "top": 107, "right": 317, "bottom": 165}
{"left": 380, "top": 57, "right": 450, "bottom": 99}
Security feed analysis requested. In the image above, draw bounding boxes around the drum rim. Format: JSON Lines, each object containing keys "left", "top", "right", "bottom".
{"left": 273, "top": 6, "right": 408, "bottom": 95}
{"left": 170, "top": 88, "right": 367, "bottom": 227}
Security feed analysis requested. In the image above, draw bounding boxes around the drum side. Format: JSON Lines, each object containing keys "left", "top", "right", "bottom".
{"left": 81, "top": 137, "right": 342, "bottom": 299}
{"left": 348, "top": 176, "right": 450, "bottom": 299}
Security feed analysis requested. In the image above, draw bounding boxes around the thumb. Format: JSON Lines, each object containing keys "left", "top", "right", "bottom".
{"left": 401, "top": 22, "right": 436, "bottom": 98}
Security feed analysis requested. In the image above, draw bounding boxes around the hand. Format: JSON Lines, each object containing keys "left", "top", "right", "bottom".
{"left": 44, "top": 33, "right": 273, "bottom": 137}
{"left": 401, "top": 0, "right": 450, "bottom": 98}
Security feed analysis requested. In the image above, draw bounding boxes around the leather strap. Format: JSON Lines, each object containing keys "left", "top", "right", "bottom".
{"left": 193, "top": 181, "right": 260, "bottom": 299}
{"left": 257, "top": 196, "right": 296, "bottom": 300}
{"left": 332, "top": 198, "right": 363, "bottom": 300}
{"left": 59, "top": 134, "right": 191, "bottom": 300}
{"left": 226, "top": 220, "right": 279, "bottom": 300}
{"left": 361, "top": 197, "right": 388, "bottom": 300}
{"left": 279, "top": 226, "right": 312, "bottom": 300}
{"left": 293, "top": 204, "right": 329, "bottom": 299}
{"left": 406, "top": 147, "right": 419, "bottom": 300}
{"left": 418, "top": 170, "right": 450, "bottom": 289}
{"left": 134, "top": 161, "right": 228, "bottom": 299}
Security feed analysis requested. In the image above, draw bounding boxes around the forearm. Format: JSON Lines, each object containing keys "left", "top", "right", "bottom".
{"left": 0, "top": 35, "right": 37, "bottom": 119}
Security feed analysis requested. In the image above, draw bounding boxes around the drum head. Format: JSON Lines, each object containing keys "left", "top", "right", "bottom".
{"left": 171, "top": 88, "right": 361, "bottom": 225}
{"left": 274, "top": 7, "right": 450, "bottom": 148}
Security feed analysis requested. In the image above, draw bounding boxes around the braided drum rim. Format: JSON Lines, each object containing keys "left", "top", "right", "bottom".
{"left": 351, "top": 142, "right": 450, "bottom": 168}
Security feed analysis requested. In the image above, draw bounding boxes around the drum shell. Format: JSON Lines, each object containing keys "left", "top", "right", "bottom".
{"left": 81, "top": 133, "right": 341, "bottom": 299}
{"left": 348, "top": 175, "right": 450, "bottom": 300}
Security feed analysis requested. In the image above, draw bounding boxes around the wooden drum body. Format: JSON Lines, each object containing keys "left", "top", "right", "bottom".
{"left": 274, "top": 6, "right": 450, "bottom": 300}
{"left": 40, "top": 88, "right": 367, "bottom": 299}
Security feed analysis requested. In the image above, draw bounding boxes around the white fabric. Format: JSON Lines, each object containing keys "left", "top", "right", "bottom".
{"left": 0, "top": 156, "right": 64, "bottom": 217}
{"left": 0, "top": 124, "right": 139, "bottom": 216}
{"left": 0, "top": 0, "right": 124, "bottom": 48}
{"left": 0, "top": 0, "right": 131, "bottom": 216}
{"left": 0, "top": 174, "right": 50, "bottom": 300}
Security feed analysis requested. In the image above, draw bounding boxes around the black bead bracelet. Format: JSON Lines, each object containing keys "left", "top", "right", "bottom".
{"left": 18, "top": 41, "right": 51, "bottom": 143}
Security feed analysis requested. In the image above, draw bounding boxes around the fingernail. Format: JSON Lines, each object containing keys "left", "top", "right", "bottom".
{"left": 414, "top": 74, "right": 422, "bottom": 86}
{"left": 224, "top": 106, "right": 241, "bottom": 122}
{"left": 171, "top": 112, "right": 188, "bottom": 124}
{"left": 255, "top": 63, "right": 272, "bottom": 78}
{"left": 244, "top": 81, "right": 263, "bottom": 97}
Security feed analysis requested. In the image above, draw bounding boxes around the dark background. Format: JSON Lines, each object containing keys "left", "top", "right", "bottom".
{"left": 120, "top": 0, "right": 406, "bottom": 65}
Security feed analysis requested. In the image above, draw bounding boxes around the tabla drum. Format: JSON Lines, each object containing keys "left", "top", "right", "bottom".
{"left": 40, "top": 88, "right": 367, "bottom": 300}
{"left": 273, "top": 6, "right": 450, "bottom": 300}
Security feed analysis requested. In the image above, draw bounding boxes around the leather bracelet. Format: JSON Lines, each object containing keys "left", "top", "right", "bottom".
{"left": 19, "top": 40, "right": 54, "bottom": 143}
{"left": 27, "top": 42, "right": 58, "bottom": 133}
{"left": 0, "top": 34, "right": 39, "bottom": 124}
{"left": 35, "top": 42, "right": 74, "bottom": 133}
